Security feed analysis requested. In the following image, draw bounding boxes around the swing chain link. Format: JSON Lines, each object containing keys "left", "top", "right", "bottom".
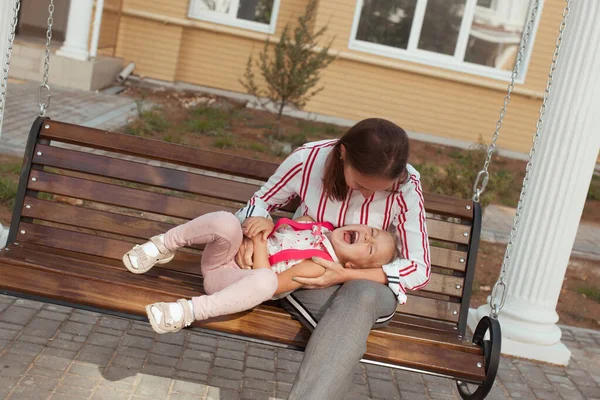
{"left": 488, "top": 0, "right": 571, "bottom": 319}
{"left": 0, "top": 0, "right": 21, "bottom": 132}
{"left": 39, "top": 0, "right": 54, "bottom": 117}
{"left": 473, "top": 0, "right": 542, "bottom": 203}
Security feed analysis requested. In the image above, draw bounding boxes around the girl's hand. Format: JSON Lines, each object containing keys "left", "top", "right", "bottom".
{"left": 242, "top": 217, "right": 275, "bottom": 240}
{"left": 291, "top": 257, "right": 349, "bottom": 289}
{"left": 235, "top": 237, "right": 254, "bottom": 269}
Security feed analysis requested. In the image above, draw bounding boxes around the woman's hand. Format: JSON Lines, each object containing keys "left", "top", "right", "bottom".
{"left": 235, "top": 237, "right": 254, "bottom": 269}
{"left": 242, "top": 217, "right": 275, "bottom": 240}
{"left": 291, "top": 257, "right": 349, "bottom": 289}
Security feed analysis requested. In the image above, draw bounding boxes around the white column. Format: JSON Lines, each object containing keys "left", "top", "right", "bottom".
{"left": 56, "top": 0, "right": 94, "bottom": 61}
{"left": 469, "top": 1, "right": 600, "bottom": 365}
{"left": 89, "top": 0, "right": 104, "bottom": 59}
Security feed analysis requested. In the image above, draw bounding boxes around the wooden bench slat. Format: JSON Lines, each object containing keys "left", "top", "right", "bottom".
{"left": 426, "top": 219, "right": 470, "bottom": 245}
{"left": 430, "top": 246, "right": 468, "bottom": 272}
{"left": 16, "top": 222, "right": 203, "bottom": 275}
{"left": 397, "top": 295, "right": 460, "bottom": 323}
{"left": 8, "top": 242, "right": 205, "bottom": 288}
{"left": 42, "top": 121, "right": 279, "bottom": 181}
{"left": 22, "top": 196, "right": 177, "bottom": 241}
{"left": 28, "top": 170, "right": 238, "bottom": 220}
{"left": 390, "top": 313, "right": 459, "bottom": 333}
{"left": 3, "top": 244, "right": 204, "bottom": 296}
{"left": 0, "top": 249, "right": 485, "bottom": 382}
{"left": 374, "top": 324, "right": 479, "bottom": 353}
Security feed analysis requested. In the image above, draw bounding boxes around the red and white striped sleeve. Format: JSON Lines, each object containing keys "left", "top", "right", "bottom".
{"left": 382, "top": 168, "right": 431, "bottom": 304}
{"left": 235, "top": 149, "right": 305, "bottom": 223}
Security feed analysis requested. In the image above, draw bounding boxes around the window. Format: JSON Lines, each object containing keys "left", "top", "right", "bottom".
{"left": 188, "top": 0, "right": 281, "bottom": 33}
{"left": 349, "top": 0, "right": 540, "bottom": 81}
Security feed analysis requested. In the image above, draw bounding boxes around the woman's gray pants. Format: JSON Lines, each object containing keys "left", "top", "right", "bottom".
{"left": 280, "top": 280, "right": 397, "bottom": 400}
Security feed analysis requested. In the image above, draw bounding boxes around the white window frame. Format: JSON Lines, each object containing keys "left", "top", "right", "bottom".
{"left": 348, "top": 0, "right": 544, "bottom": 83}
{"left": 188, "top": 0, "right": 281, "bottom": 34}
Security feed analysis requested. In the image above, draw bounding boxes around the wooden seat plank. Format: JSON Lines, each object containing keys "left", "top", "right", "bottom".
{"left": 16, "top": 222, "right": 203, "bottom": 275}
{"left": 28, "top": 170, "right": 239, "bottom": 219}
{"left": 42, "top": 121, "right": 278, "bottom": 181}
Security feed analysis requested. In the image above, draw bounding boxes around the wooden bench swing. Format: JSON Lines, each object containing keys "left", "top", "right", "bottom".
{"left": 0, "top": 1, "right": 570, "bottom": 399}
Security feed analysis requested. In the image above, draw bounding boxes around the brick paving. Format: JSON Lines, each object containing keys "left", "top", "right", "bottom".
{"left": 0, "top": 294, "right": 599, "bottom": 399}
{"left": 0, "top": 79, "right": 136, "bottom": 156}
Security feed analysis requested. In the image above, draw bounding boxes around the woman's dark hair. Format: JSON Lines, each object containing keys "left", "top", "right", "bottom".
{"left": 323, "top": 118, "right": 409, "bottom": 201}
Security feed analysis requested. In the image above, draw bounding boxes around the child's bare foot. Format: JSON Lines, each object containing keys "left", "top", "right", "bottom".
{"left": 122, "top": 234, "right": 174, "bottom": 274}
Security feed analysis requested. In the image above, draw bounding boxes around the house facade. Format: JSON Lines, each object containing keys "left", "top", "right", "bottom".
{"left": 100, "top": 1, "right": 564, "bottom": 154}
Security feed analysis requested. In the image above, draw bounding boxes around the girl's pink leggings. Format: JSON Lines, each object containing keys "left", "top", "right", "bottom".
{"left": 163, "top": 211, "right": 278, "bottom": 321}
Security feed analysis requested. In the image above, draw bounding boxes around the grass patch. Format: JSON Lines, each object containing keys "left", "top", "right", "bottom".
{"left": 577, "top": 285, "right": 600, "bottom": 303}
{"left": 248, "top": 142, "right": 268, "bottom": 153}
{"left": 0, "top": 162, "right": 21, "bottom": 209}
{"left": 0, "top": 162, "right": 21, "bottom": 174}
{"left": 0, "top": 177, "right": 17, "bottom": 208}
{"left": 187, "top": 105, "right": 233, "bottom": 135}
{"left": 297, "top": 120, "right": 343, "bottom": 138}
{"left": 125, "top": 107, "right": 172, "bottom": 136}
{"left": 213, "top": 133, "right": 236, "bottom": 149}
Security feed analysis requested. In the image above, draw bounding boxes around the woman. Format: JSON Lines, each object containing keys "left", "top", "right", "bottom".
{"left": 235, "top": 118, "right": 430, "bottom": 400}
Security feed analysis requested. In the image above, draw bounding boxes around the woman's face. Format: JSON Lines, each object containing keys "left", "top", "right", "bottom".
{"left": 341, "top": 146, "right": 397, "bottom": 198}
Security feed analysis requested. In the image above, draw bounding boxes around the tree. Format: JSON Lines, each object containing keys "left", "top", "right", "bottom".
{"left": 241, "top": 0, "right": 336, "bottom": 136}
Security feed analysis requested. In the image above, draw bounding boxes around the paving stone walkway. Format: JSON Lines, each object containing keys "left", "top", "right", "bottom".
{"left": 0, "top": 79, "right": 136, "bottom": 156}
{"left": 1, "top": 294, "right": 600, "bottom": 400}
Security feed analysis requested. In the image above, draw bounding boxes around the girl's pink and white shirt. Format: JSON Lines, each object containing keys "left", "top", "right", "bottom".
{"left": 267, "top": 222, "right": 338, "bottom": 274}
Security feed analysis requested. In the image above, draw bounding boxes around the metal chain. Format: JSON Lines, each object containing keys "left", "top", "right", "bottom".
{"left": 489, "top": 0, "right": 571, "bottom": 319}
{"left": 39, "top": 0, "right": 54, "bottom": 117}
{"left": 472, "top": 0, "right": 542, "bottom": 203}
{"left": 0, "top": 0, "right": 21, "bottom": 132}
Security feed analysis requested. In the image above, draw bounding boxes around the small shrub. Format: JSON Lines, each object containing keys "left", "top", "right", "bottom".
{"left": 241, "top": 0, "right": 336, "bottom": 136}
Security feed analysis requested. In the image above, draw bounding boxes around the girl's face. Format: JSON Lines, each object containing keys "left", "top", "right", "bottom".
{"left": 328, "top": 225, "right": 396, "bottom": 268}
{"left": 341, "top": 146, "right": 397, "bottom": 198}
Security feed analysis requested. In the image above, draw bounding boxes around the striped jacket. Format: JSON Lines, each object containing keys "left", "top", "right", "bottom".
{"left": 235, "top": 139, "right": 431, "bottom": 304}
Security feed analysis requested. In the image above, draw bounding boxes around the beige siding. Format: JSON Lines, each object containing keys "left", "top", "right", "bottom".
{"left": 98, "top": 9, "right": 121, "bottom": 50}
{"left": 115, "top": 16, "right": 183, "bottom": 81}
{"left": 122, "top": 0, "right": 189, "bottom": 19}
{"left": 105, "top": 0, "right": 568, "bottom": 155}
{"left": 176, "top": 28, "right": 256, "bottom": 92}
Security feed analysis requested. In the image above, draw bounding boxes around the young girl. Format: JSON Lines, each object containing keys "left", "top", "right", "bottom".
{"left": 123, "top": 211, "right": 397, "bottom": 334}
